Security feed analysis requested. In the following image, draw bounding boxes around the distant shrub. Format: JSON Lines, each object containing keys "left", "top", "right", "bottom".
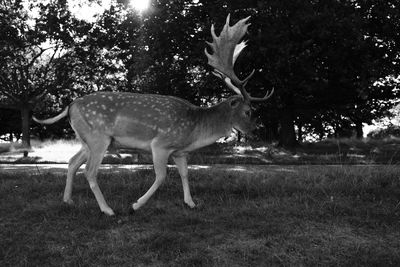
{"left": 367, "top": 125, "right": 400, "bottom": 139}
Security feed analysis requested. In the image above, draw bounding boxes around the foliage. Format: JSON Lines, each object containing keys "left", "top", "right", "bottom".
{"left": 0, "top": 0, "right": 76, "bottom": 146}
{"left": 251, "top": 0, "right": 400, "bottom": 145}
{"left": 0, "top": 0, "right": 399, "bottom": 147}
{"left": 367, "top": 125, "right": 400, "bottom": 139}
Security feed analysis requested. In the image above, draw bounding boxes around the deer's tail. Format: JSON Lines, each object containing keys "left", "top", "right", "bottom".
{"left": 33, "top": 107, "right": 69, "bottom": 125}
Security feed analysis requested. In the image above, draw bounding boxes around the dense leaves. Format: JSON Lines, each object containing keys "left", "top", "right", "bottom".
{"left": 0, "top": 0, "right": 399, "bottom": 147}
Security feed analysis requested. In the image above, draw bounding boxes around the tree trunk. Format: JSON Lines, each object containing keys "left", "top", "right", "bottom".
{"left": 20, "top": 106, "right": 31, "bottom": 149}
{"left": 355, "top": 121, "right": 363, "bottom": 139}
{"left": 278, "top": 108, "right": 297, "bottom": 148}
{"left": 297, "top": 121, "right": 303, "bottom": 143}
{"left": 263, "top": 118, "right": 279, "bottom": 143}
{"left": 237, "top": 131, "right": 242, "bottom": 142}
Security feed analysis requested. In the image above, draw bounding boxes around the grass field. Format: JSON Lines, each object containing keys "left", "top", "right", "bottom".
{"left": 1, "top": 165, "right": 400, "bottom": 266}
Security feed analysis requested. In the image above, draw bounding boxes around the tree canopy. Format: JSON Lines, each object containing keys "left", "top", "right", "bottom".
{"left": 1, "top": 0, "right": 399, "bottom": 148}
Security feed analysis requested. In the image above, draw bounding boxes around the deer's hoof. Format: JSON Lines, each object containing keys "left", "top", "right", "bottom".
{"left": 63, "top": 199, "right": 74, "bottom": 205}
{"left": 132, "top": 202, "right": 141, "bottom": 211}
{"left": 101, "top": 208, "right": 115, "bottom": 216}
{"left": 184, "top": 200, "right": 196, "bottom": 209}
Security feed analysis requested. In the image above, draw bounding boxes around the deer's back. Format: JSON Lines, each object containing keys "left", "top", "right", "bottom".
{"left": 70, "top": 92, "right": 200, "bottom": 150}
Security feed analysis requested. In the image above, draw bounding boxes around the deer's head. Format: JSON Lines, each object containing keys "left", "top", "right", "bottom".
{"left": 205, "top": 15, "right": 274, "bottom": 134}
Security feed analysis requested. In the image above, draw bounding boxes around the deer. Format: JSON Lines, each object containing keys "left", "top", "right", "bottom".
{"left": 33, "top": 15, "right": 274, "bottom": 216}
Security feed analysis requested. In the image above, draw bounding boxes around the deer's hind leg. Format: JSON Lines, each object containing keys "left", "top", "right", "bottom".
{"left": 64, "top": 146, "right": 87, "bottom": 205}
{"left": 84, "top": 135, "right": 113, "bottom": 216}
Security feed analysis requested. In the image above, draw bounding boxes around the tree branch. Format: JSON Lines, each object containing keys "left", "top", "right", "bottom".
{"left": 17, "top": 66, "right": 30, "bottom": 92}
{"left": 0, "top": 89, "right": 19, "bottom": 104}
{"left": 0, "top": 103, "right": 19, "bottom": 110}
{"left": 26, "top": 45, "right": 60, "bottom": 70}
{"left": 37, "top": 44, "right": 60, "bottom": 82}
{"left": 0, "top": 74, "right": 13, "bottom": 91}
{"left": 11, "top": 69, "right": 22, "bottom": 91}
{"left": 0, "top": 75, "right": 21, "bottom": 103}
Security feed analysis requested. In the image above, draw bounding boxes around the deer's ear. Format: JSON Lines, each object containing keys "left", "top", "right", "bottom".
{"left": 229, "top": 98, "right": 242, "bottom": 109}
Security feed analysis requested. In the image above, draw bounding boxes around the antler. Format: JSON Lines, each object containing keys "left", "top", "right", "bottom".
{"left": 205, "top": 14, "right": 274, "bottom": 102}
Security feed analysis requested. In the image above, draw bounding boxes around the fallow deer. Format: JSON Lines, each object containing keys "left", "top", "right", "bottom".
{"left": 33, "top": 15, "right": 273, "bottom": 216}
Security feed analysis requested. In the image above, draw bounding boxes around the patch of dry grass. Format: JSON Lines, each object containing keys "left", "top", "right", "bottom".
{"left": 0, "top": 139, "right": 80, "bottom": 163}
{"left": 1, "top": 165, "right": 400, "bottom": 266}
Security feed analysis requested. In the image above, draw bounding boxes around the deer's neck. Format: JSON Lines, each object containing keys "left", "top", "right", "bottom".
{"left": 187, "top": 101, "right": 232, "bottom": 150}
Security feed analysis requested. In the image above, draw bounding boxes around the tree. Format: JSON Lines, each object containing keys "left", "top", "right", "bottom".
{"left": 1, "top": 2, "right": 46, "bottom": 148}
{"left": 0, "top": 0, "right": 78, "bottom": 148}
{"left": 0, "top": 0, "right": 139, "bottom": 144}
{"left": 3, "top": 0, "right": 399, "bottom": 147}
{"left": 250, "top": 0, "right": 399, "bottom": 147}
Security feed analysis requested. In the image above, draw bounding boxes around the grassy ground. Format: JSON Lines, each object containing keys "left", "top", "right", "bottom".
{"left": 1, "top": 165, "right": 400, "bottom": 266}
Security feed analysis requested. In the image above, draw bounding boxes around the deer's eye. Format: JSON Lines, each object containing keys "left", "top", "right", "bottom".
{"left": 245, "top": 110, "right": 251, "bottom": 117}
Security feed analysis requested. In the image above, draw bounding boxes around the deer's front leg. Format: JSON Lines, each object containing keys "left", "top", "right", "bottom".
{"left": 173, "top": 155, "right": 196, "bottom": 208}
{"left": 132, "top": 146, "right": 171, "bottom": 211}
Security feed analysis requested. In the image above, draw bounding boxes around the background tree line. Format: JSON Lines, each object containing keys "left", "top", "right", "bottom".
{"left": 0, "top": 0, "right": 399, "bottom": 148}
